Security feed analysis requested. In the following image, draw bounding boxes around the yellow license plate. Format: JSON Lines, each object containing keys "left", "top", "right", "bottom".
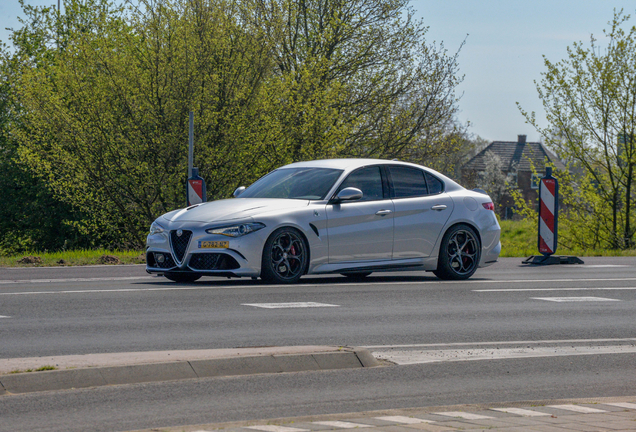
{"left": 198, "top": 240, "right": 229, "bottom": 249}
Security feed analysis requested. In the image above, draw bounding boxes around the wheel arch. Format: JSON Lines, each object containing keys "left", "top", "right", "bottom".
{"left": 262, "top": 224, "right": 312, "bottom": 276}
{"left": 435, "top": 220, "right": 483, "bottom": 258}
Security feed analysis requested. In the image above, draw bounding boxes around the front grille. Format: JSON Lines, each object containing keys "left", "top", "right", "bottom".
{"left": 189, "top": 253, "right": 239, "bottom": 271}
{"left": 189, "top": 253, "right": 221, "bottom": 270}
{"left": 170, "top": 230, "right": 193, "bottom": 263}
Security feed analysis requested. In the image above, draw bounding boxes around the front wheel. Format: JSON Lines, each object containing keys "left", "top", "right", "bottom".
{"left": 164, "top": 273, "right": 201, "bottom": 283}
{"left": 433, "top": 224, "right": 481, "bottom": 280}
{"left": 261, "top": 227, "right": 309, "bottom": 284}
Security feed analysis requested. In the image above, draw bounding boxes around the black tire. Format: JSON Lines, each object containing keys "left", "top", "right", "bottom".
{"left": 340, "top": 272, "right": 372, "bottom": 279}
{"left": 164, "top": 273, "right": 201, "bottom": 283}
{"left": 261, "top": 227, "right": 308, "bottom": 284}
{"left": 433, "top": 224, "right": 481, "bottom": 280}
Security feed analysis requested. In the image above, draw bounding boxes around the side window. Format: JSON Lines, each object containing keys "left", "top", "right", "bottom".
{"left": 388, "top": 166, "right": 428, "bottom": 198}
{"left": 337, "top": 166, "right": 384, "bottom": 201}
{"left": 424, "top": 171, "right": 444, "bottom": 194}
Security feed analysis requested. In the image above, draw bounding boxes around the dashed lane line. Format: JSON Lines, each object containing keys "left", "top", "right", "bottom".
{"left": 533, "top": 296, "right": 621, "bottom": 302}
{"left": 242, "top": 302, "right": 339, "bottom": 309}
{"left": 475, "top": 287, "right": 636, "bottom": 292}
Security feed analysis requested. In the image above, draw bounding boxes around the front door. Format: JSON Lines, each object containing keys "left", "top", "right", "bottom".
{"left": 326, "top": 166, "right": 394, "bottom": 263}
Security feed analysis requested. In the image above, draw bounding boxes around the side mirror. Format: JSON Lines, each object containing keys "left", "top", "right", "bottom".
{"left": 233, "top": 186, "right": 246, "bottom": 197}
{"left": 334, "top": 187, "right": 363, "bottom": 203}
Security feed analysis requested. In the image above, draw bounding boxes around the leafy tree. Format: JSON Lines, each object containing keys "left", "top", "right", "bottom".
{"left": 519, "top": 10, "right": 636, "bottom": 249}
{"left": 248, "top": 0, "right": 465, "bottom": 164}
{"left": 0, "top": 1, "right": 94, "bottom": 255}
{"left": 7, "top": 0, "right": 466, "bottom": 248}
{"left": 477, "top": 150, "right": 515, "bottom": 216}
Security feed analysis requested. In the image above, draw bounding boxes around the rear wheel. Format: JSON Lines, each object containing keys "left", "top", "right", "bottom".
{"left": 261, "top": 227, "right": 308, "bottom": 284}
{"left": 164, "top": 273, "right": 201, "bottom": 283}
{"left": 433, "top": 224, "right": 481, "bottom": 280}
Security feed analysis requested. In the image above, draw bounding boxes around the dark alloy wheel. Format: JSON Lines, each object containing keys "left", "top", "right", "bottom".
{"left": 261, "top": 227, "right": 308, "bottom": 284}
{"left": 164, "top": 273, "right": 201, "bottom": 283}
{"left": 433, "top": 224, "right": 481, "bottom": 280}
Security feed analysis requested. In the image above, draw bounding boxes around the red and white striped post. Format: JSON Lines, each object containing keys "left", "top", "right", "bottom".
{"left": 538, "top": 167, "right": 558, "bottom": 255}
{"left": 186, "top": 167, "right": 206, "bottom": 206}
{"left": 522, "top": 167, "right": 583, "bottom": 265}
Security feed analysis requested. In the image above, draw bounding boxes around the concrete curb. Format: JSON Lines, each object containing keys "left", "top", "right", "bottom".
{"left": 0, "top": 347, "right": 379, "bottom": 395}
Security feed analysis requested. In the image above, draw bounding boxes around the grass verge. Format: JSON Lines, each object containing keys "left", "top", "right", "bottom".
{"left": 1, "top": 220, "right": 635, "bottom": 267}
{"left": 0, "top": 249, "right": 145, "bottom": 267}
{"left": 499, "top": 219, "right": 636, "bottom": 257}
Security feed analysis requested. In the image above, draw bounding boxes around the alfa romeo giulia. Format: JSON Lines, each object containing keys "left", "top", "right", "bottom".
{"left": 146, "top": 159, "right": 500, "bottom": 283}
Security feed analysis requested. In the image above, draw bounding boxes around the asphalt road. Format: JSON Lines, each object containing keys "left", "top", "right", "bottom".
{"left": 1, "top": 257, "right": 636, "bottom": 431}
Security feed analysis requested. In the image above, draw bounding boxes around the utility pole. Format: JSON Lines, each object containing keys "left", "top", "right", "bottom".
{"left": 188, "top": 111, "right": 194, "bottom": 178}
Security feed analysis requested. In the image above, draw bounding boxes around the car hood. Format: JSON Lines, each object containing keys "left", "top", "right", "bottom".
{"left": 162, "top": 198, "right": 310, "bottom": 223}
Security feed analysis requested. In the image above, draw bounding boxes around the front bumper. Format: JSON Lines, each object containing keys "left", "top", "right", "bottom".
{"left": 145, "top": 224, "right": 264, "bottom": 278}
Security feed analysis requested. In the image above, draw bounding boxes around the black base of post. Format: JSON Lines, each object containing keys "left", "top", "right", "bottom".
{"left": 522, "top": 255, "right": 584, "bottom": 265}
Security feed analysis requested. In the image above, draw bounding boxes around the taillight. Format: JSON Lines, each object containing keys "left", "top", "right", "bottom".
{"left": 482, "top": 202, "right": 494, "bottom": 211}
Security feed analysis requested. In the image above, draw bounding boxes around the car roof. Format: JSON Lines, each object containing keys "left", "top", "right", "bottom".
{"left": 281, "top": 158, "right": 463, "bottom": 191}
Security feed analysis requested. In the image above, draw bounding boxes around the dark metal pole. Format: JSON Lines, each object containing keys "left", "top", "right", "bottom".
{"left": 188, "top": 111, "right": 194, "bottom": 178}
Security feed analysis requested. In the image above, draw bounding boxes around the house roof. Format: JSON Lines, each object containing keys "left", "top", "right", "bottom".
{"left": 463, "top": 140, "right": 566, "bottom": 172}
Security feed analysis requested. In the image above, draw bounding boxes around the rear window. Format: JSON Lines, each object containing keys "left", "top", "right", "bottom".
{"left": 388, "top": 166, "right": 428, "bottom": 198}
{"left": 425, "top": 172, "right": 444, "bottom": 194}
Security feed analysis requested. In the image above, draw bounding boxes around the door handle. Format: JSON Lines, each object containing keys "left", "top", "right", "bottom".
{"left": 431, "top": 204, "right": 447, "bottom": 211}
{"left": 375, "top": 209, "right": 393, "bottom": 216}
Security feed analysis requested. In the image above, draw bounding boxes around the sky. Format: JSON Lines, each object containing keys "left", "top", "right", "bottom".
{"left": 1, "top": 0, "right": 635, "bottom": 143}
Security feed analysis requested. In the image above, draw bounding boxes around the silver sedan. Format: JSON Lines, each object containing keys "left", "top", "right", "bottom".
{"left": 146, "top": 159, "right": 500, "bottom": 283}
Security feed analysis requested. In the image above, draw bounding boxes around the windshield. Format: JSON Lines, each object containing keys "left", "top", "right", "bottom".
{"left": 239, "top": 168, "right": 343, "bottom": 200}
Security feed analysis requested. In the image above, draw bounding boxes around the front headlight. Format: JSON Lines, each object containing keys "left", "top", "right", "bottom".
{"left": 206, "top": 222, "right": 266, "bottom": 237}
{"left": 149, "top": 221, "right": 166, "bottom": 235}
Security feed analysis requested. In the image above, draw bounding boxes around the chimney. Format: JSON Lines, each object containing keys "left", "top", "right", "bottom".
{"left": 518, "top": 134, "right": 527, "bottom": 144}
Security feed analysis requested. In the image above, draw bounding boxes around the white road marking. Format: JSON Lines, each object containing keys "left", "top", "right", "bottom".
{"left": 490, "top": 408, "right": 550, "bottom": 417}
{"left": 606, "top": 402, "right": 636, "bottom": 409}
{"left": 242, "top": 302, "right": 339, "bottom": 309}
{"left": 370, "top": 345, "right": 636, "bottom": 365}
{"left": 583, "top": 265, "right": 629, "bottom": 268}
{"left": 375, "top": 416, "right": 434, "bottom": 424}
{"left": 2, "top": 276, "right": 636, "bottom": 296}
{"left": 533, "top": 297, "right": 620, "bottom": 302}
{"left": 0, "top": 276, "right": 151, "bottom": 285}
{"left": 0, "top": 315, "right": 10, "bottom": 318}
{"left": 0, "top": 287, "right": 218, "bottom": 296}
{"left": 548, "top": 404, "right": 608, "bottom": 414}
{"left": 475, "top": 287, "right": 636, "bottom": 292}
{"left": 434, "top": 412, "right": 493, "bottom": 420}
{"left": 364, "top": 337, "right": 636, "bottom": 349}
{"left": 2, "top": 275, "right": 636, "bottom": 289}
{"left": 313, "top": 421, "right": 372, "bottom": 428}
{"left": 246, "top": 426, "right": 309, "bottom": 432}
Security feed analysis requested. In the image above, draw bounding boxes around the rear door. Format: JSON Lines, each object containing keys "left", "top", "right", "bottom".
{"left": 387, "top": 165, "right": 454, "bottom": 258}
